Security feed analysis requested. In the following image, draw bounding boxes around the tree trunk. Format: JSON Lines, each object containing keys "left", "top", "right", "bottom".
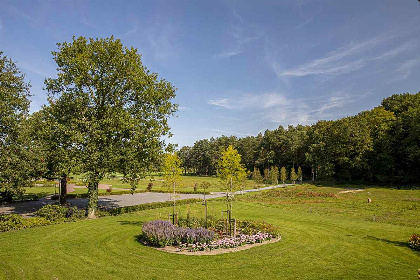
{"left": 59, "top": 174, "right": 67, "bottom": 204}
{"left": 87, "top": 181, "right": 99, "bottom": 218}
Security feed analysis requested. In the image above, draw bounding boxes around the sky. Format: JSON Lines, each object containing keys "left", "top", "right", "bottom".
{"left": 1, "top": 0, "right": 419, "bottom": 147}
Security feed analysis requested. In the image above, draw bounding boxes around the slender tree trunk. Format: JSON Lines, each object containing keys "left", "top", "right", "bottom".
{"left": 173, "top": 180, "right": 176, "bottom": 224}
{"left": 59, "top": 173, "right": 67, "bottom": 204}
{"left": 87, "top": 181, "right": 99, "bottom": 219}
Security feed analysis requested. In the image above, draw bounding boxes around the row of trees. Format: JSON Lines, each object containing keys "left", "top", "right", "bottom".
{"left": 179, "top": 92, "right": 420, "bottom": 184}
{"left": 0, "top": 37, "right": 177, "bottom": 217}
{"left": 252, "top": 166, "right": 302, "bottom": 185}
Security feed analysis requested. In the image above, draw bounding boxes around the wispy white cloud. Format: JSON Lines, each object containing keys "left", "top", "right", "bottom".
{"left": 80, "top": 18, "right": 96, "bottom": 28}
{"left": 277, "top": 35, "right": 389, "bottom": 78}
{"left": 395, "top": 58, "right": 420, "bottom": 80}
{"left": 208, "top": 91, "right": 367, "bottom": 127}
{"left": 271, "top": 33, "right": 419, "bottom": 80}
{"left": 373, "top": 41, "right": 417, "bottom": 61}
{"left": 5, "top": 4, "right": 37, "bottom": 23}
{"left": 178, "top": 106, "right": 192, "bottom": 112}
{"left": 19, "top": 62, "right": 50, "bottom": 77}
{"left": 215, "top": 50, "right": 243, "bottom": 59}
{"left": 208, "top": 93, "right": 287, "bottom": 110}
{"left": 214, "top": 8, "right": 259, "bottom": 59}
{"left": 208, "top": 98, "right": 233, "bottom": 109}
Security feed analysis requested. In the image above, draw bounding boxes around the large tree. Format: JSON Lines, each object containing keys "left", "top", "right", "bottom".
{"left": 0, "top": 52, "right": 44, "bottom": 201}
{"left": 45, "top": 36, "right": 177, "bottom": 217}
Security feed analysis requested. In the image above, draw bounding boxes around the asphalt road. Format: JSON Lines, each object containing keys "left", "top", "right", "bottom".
{"left": 0, "top": 184, "right": 288, "bottom": 217}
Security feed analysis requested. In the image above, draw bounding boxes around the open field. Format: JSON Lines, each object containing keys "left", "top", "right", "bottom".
{"left": 24, "top": 175, "right": 262, "bottom": 199}
{"left": 1, "top": 184, "right": 419, "bottom": 279}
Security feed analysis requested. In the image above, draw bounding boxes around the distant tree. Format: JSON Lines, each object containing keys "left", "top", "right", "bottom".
{"left": 163, "top": 153, "right": 183, "bottom": 223}
{"left": 280, "top": 166, "right": 287, "bottom": 184}
{"left": 290, "top": 167, "right": 298, "bottom": 184}
{"left": 270, "top": 166, "right": 279, "bottom": 185}
{"left": 218, "top": 145, "right": 247, "bottom": 221}
{"left": 252, "top": 167, "right": 263, "bottom": 183}
{"left": 297, "top": 166, "right": 303, "bottom": 184}
{"left": 263, "top": 168, "right": 271, "bottom": 184}
{"left": 44, "top": 36, "right": 177, "bottom": 218}
{"left": 178, "top": 146, "right": 192, "bottom": 175}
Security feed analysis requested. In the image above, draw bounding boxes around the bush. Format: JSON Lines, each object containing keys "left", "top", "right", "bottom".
{"left": 0, "top": 214, "right": 51, "bottom": 232}
{"left": 141, "top": 220, "right": 214, "bottom": 247}
{"left": 238, "top": 220, "right": 280, "bottom": 237}
{"left": 147, "top": 183, "right": 153, "bottom": 191}
{"left": 35, "top": 205, "right": 85, "bottom": 222}
{"left": 409, "top": 233, "right": 420, "bottom": 251}
{"left": 100, "top": 199, "right": 201, "bottom": 216}
{"left": 35, "top": 205, "right": 67, "bottom": 222}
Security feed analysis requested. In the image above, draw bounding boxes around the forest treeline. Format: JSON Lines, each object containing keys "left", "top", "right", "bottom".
{"left": 178, "top": 92, "right": 420, "bottom": 184}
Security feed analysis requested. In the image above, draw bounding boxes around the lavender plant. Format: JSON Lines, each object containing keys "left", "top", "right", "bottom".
{"left": 141, "top": 220, "right": 215, "bottom": 247}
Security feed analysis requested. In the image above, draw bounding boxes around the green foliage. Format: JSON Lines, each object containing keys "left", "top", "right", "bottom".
{"left": 0, "top": 52, "right": 44, "bottom": 202}
{"left": 100, "top": 199, "right": 201, "bottom": 216}
{"left": 163, "top": 153, "right": 183, "bottom": 192}
{"left": 44, "top": 36, "right": 177, "bottom": 217}
{"left": 252, "top": 167, "right": 263, "bottom": 183}
{"left": 408, "top": 233, "right": 420, "bottom": 251}
{"left": 263, "top": 168, "right": 270, "bottom": 184}
{"left": 297, "top": 166, "right": 303, "bottom": 183}
{"left": 270, "top": 166, "right": 279, "bottom": 185}
{"left": 290, "top": 167, "right": 298, "bottom": 184}
{"left": 280, "top": 166, "right": 287, "bottom": 184}
{"left": 35, "top": 204, "right": 85, "bottom": 222}
{"left": 0, "top": 214, "right": 51, "bottom": 232}
{"left": 218, "top": 145, "right": 247, "bottom": 193}
{"left": 0, "top": 205, "right": 85, "bottom": 232}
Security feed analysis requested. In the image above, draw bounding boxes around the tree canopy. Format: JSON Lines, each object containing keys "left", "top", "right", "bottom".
{"left": 44, "top": 36, "right": 177, "bottom": 217}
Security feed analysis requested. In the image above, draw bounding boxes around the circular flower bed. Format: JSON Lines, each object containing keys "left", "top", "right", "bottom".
{"left": 140, "top": 218, "right": 280, "bottom": 253}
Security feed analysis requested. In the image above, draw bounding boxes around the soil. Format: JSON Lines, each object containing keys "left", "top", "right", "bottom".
{"left": 154, "top": 237, "right": 281, "bottom": 255}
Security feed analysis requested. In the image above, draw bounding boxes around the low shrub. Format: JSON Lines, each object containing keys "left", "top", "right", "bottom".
{"left": 35, "top": 205, "right": 85, "bottom": 222}
{"left": 141, "top": 220, "right": 214, "bottom": 247}
{"left": 100, "top": 199, "right": 201, "bottom": 216}
{"left": 409, "top": 233, "right": 420, "bottom": 251}
{"left": 0, "top": 214, "right": 51, "bottom": 232}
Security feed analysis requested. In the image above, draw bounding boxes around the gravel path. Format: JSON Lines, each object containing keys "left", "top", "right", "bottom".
{"left": 0, "top": 184, "right": 289, "bottom": 217}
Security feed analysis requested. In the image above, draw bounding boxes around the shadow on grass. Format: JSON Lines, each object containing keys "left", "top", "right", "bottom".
{"left": 118, "top": 220, "right": 144, "bottom": 226}
{"left": 367, "top": 235, "right": 410, "bottom": 248}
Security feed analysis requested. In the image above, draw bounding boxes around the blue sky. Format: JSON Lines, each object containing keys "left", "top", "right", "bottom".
{"left": 1, "top": 0, "right": 419, "bottom": 147}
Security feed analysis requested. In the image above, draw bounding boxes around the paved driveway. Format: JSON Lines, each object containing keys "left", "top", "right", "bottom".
{"left": 0, "top": 184, "right": 289, "bottom": 217}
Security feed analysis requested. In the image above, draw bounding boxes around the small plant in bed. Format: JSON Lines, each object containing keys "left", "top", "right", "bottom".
{"left": 140, "top": 218, "right": 280, "bottom": 252}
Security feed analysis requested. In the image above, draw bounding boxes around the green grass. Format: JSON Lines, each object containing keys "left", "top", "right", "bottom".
{"left": 24, "top": 175, "right": 263, "bottom": 198}
{"left": 2, "top": 184, "right": 419, "bottom": 279}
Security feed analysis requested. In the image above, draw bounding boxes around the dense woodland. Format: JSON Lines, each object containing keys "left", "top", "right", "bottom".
{"left": 178, "top": 92, "right": 420, "bottom": 185}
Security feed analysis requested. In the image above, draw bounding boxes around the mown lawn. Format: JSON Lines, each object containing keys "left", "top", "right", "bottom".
{"left": 25, "top": 175, "right": 263, "bottom": 197}
{"left": 1, "top": 184, "right": 419, "bottom": 279}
